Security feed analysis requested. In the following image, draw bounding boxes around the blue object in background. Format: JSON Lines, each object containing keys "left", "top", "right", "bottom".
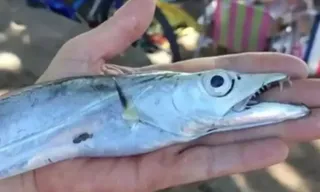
{"left": 114, "top": 0, "right": 124, "bottom": 9}
{"left": 304, "top": 13, "right": 320, "bottom": 63}
{"left": 27, "top": 0, "right": 91, "bottom": 20}
{"left": 304, "top": 13, "right": 320, "bottom": 75}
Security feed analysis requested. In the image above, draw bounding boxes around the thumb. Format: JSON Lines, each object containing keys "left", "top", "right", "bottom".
{"left": 74, "top": 0, "right": 156, "bottom": 61}
{"left": 37, "top": 0, "right": 155, "bottom": 83}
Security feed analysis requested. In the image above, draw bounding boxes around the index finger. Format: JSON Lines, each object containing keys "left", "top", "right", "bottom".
{"left": 140, "top": 52, "right": 309, "bottom": 79}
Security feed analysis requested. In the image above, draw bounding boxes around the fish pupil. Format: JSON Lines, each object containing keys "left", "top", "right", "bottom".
{"left": 210, "top": 75, "right": 224, "bottom": 88}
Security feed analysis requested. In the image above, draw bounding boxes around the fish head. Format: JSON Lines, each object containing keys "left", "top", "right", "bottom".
{"left": 169, "top": 69, "right": 310, "bottom": 137}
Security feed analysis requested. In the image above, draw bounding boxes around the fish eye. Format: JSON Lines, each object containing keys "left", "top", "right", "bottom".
{"left": 210, "top": 75, "right": 224, "bottom": 88}
{"left": 202, "top": 71, "right": 234, "bottom": 97}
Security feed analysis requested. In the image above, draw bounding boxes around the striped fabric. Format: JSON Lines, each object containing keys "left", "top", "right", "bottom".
{"left": 213, "top": 0, "right": 274, "bottom": 52}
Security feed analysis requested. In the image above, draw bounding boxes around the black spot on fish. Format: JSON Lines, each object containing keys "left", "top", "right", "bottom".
{"left": 73, "top": 132, "right": 93, "bottom": 144}
{"left": 207, "top": 128, "right": 218, "bottom": 133}
{"left": 48, "top": 158, "right": 52, "bottom": 163}
{"left": 237, "top": 75, "right": 241, "bottom": 80}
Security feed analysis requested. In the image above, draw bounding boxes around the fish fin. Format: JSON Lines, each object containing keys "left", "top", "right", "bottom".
{"left": 123, "top": 103, "right": 139, "bottom": 121}
{"left": 112, "top": 77, "right": 140, "bottom": 122}
{"left": 113, "top": 77, "right": 128, "bottom": 108}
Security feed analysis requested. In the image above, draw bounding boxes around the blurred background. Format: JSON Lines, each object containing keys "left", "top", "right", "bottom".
{"left": 0, "top": 0, "right": 320, "bottom": 191}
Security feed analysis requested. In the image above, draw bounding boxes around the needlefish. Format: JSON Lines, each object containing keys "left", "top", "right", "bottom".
{"left": 0, "top": 69, "right": 310, "bottom": 180}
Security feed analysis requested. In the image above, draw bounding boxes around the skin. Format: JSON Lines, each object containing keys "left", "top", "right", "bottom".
{"left": 0, "top": 0, "right": 320, "bottom": 191}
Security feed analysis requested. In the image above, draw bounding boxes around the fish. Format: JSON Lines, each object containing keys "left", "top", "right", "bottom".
{"left": 0, "top": 69, "right": 310, "bottom": 180}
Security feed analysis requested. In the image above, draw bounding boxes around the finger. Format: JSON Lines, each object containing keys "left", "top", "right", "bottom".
{"left": 77, "top": 0, "right": 156, "bottom": 61}
{"left": 151, "top": 138, "right": 288, "bottom": 191}
{"left": 260, "top": 79, "right": 320, "bottom": 107}
{"left": 101, "top": 64, "right": 136, "bottom": 75}
{"left": 139, "top": 52, "right": 308, "bottom": 79}
{"left": 101, "top": 64, "right": 125, "bottom": 75}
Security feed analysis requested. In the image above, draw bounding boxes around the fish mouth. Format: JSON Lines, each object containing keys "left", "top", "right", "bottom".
{"left": 203, "top": 73, "right": 310, "bottom": 134}
{"left": 232, "top": 75, "right": 291, "bottom": 112}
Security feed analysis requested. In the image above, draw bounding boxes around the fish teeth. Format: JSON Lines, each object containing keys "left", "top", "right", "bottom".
{"left": 257, "top": 84, "right": 271, "bottom": 95}
{"left": 287, "top": 77, "right": 292, "bottom": 87}
{"left": 248, "top": 99, "right": 258, "bottom": 106}
{"left": 248, "top": 78, "right": 291, "bottom": 108}
{"left": 278, "top": 78, "right": 292, "bottom": 92}
{"left": 279, "top": 81, "right": 284, "bottom": 91}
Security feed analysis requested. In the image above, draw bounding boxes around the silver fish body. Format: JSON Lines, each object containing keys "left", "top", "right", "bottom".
{"left": 0, "top": 69, "right": 310, "bottom": 180}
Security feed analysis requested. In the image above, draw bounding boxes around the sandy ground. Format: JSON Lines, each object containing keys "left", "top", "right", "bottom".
{"left": 1, "top": 0, "right": 320, "bottom": 192}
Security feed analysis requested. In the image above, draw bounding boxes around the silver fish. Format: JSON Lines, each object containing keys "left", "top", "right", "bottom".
{"left": 0, "top": 69, "right": 310, "bottom": 180}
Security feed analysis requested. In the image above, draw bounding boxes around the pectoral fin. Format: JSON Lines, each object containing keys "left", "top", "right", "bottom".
{"left": 113, "top": 77, "right": 139, "bottom": 122}
{"left": 123, "top": 103, "right": 139, "bottom": 121}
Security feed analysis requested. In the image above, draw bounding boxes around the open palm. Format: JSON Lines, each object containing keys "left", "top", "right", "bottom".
{"left": 1, "top": 1, "right": 320, "bottom": 192}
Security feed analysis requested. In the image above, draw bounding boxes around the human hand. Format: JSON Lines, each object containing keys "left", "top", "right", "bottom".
{"left": 1, "top": 0, "right": 320, "bottom": 192}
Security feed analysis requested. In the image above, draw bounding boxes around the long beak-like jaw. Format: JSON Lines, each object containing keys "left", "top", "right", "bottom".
{"left": 208, "top": 72, "right": 310, "bottom": 133}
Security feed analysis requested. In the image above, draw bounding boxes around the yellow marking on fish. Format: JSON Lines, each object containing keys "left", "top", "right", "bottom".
{"left": 122, "top": 103, "right": 139, "bottom": 121}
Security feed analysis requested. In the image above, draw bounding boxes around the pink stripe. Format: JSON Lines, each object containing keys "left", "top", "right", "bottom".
{"left": 213, "top": 0, "right": 222, "bottom": 43}
{"left": 227, "top": 1, "right": 238, "bottom": 50}
{"left": 241, "top": 6, "right": 254, "bottom": 51}
{"left": 257, "top": 8, "right": 272, "bottom": 51}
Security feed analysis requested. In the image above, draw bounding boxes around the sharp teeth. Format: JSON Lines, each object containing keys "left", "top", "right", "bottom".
{"left": 258, "top": 84, "right": 271, "bottom": 95}
{"left": 279, "top": 81, "right": 284, "bottom": 91}
{"left": 248, "top": 100, "right": 258, "bottom": 105}
{"left": 262, "top": 85, "right": 268, "bottom": 91}
{"left": 277, "top": 78, "right": 291, "bottom": 92}
{"left": 233, "top": 97, "right": 252, "bottom": 112}
{"left": 287, "top": 77, "right": 292, "bottom": 87}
